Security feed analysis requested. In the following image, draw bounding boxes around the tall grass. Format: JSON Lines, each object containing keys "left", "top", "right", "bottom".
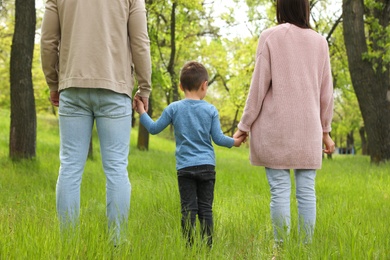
{"left": 0, "top": 109, "right": 389, "bottom": 259}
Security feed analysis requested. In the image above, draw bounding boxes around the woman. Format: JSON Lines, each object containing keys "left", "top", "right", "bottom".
{"left": 234, "top": 0, "right": 335, "bottom": 245}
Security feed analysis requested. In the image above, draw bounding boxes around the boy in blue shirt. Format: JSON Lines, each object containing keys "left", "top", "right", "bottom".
{"left": 135, "top": 61, "right": 246, "bottom": 247}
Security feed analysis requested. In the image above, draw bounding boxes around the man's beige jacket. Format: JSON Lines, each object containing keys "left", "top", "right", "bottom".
{"left": 41, "top": 0, "right": 152, "bottom": 98}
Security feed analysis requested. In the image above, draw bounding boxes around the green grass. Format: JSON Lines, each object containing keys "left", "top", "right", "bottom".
{"left": 0, "top": 109, "right": 389, "bottom": 259}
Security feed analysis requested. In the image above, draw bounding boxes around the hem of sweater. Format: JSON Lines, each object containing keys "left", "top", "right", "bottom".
{"left": 59, "top": 78, "right": 134, "bottom": 98}
{"left": 176, "top": 162, "right": 216, "bottom": 171}
{"left": 249, "top": 160, "right": 321, "bottom": 170}
{"left": 135, "top": 88, "right": 151, "bottom": 98}
{"left": 237, "top": 122, "right": 250, "bottom": 132}
{"left": 49, "top": 84, "right": 59, "bottom": 92}
{"left": 322, "top": 126, "right": 332, "bottom": 133}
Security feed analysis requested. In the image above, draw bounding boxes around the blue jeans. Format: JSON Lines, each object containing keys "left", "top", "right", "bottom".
{"left": 177, "top": 165, "right": 216, "bottom": 247}
{"left": 265, "top": 168, "right": 316, "bottom": 244}
{"left": 57, "top": 88, "right": 132, "bottom": 242}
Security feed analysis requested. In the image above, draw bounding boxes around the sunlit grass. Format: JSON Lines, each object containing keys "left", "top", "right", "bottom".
{"left": 0, "top": 110, "right": 389, "bottom": 259}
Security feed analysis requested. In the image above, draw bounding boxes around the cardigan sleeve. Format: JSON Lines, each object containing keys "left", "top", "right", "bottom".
{"left": 238, "top": 39, "right": 272, "bottom": 133}
{"left": 320, "top": 43, "right": 334, "bottom": 133}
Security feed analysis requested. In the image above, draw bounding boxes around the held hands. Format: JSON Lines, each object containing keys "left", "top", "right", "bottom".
{"left": 133, "top": 94, "right": 148, "bottom": 114}
{"left": 233, "top": 129, "right": 248, "bottom": 147}
{"left": 323, "top": 132, "right": 335, "bottom": 154}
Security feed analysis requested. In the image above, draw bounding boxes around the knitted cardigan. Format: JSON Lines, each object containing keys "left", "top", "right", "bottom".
{"left": 238, "top": 23, "right": 334, "bottom": 169}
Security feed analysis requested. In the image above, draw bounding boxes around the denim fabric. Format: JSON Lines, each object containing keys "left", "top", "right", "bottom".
{"left": 177, "top": 165, "right": 216, "bottom": 247}
{"left": 57, "top": 88, "right": 132, "bottom": 242}
{"left": 265, "top": 168, "right": 316, "bottom": 243}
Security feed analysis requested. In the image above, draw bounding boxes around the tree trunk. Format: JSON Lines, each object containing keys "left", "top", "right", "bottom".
{"left": 359, "top": 126, "right": 369, "bottom": 155}
{"left": 167, "top": 2, "right": 178, "bottom": 102}
{"left": 137, "top": 94, "right": 153, "bottom": 150}
{"left": 9, "top": 0, "right": 36, "bottom": 160}
{"left": 347, "top": 130, "right": 354, "bottom": 154}
{"left": 88, "top": 137, "right": 93, "bottom": 159}
{"left": 230, "top": 108, "right": 239, "bottom": 137}
{"left": 342, "top": 0, "right": 390, "bottom": 164}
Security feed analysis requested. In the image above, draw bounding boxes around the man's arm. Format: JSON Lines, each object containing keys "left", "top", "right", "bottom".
{"left": 128, "top": 0, "right": 152, "bottom": 104}
{"left": 41, "top": 0, "right": 60, "bottom": 93}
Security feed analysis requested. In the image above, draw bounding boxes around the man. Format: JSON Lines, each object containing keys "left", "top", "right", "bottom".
{"left": 40, "top": 0, "right": 151, "bottom": 244}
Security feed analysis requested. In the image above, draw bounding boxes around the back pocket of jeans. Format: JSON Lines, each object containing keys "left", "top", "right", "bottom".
{"left": 59, "top": 89, "right": 79, "bottom": 115}
{"left": 98, "top": 89, "right": 131, "bottom": 117}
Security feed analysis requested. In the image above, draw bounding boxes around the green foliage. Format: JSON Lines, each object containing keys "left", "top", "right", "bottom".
{"left": 147, "top": 0, "right": 218, "bottom": 105}
{"left": 0, "top": 2, "right": 13, "bottom": 110}
{"left": 198, "top": 36, "right": 257, "bottom": 132}
{"left": 0, "top": 0, "right": 368, "bottom": 150}
{"left": 0, "top": 1, "right": 52, "bottom": 114}
{"left": 327, "top": 19, "right": 364, "bottom": 149}
{"left": 1, "top": 110, "right": 389, "bottom": 259}
{"left": 362, "top": 0, "right": 390, "bottom": 71}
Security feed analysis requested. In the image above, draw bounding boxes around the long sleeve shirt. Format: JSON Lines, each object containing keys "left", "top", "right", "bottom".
{"left": 140, "top": 99, "right": 234, "bottom": 170}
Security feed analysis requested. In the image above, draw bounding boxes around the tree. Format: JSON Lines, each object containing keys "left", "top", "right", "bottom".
{"left": 9, "top": 0, "right": 36, "bottom": 159}
{"left": 137, "top": 0, "right": 220, "bottom": 150}
{"left": 342, "top": 0, "right": 390, "bottom": 163}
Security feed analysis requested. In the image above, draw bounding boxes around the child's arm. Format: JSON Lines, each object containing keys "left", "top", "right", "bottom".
{"left": 210, "top": 108, "right": 237, "bottom": 148}
{"left": 135, "top": 99, "right": 171, "bottom": 135}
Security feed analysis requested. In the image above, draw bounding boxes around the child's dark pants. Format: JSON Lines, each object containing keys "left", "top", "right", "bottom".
{"left": 177, "top": 165, "right": 215, "bottom": 247}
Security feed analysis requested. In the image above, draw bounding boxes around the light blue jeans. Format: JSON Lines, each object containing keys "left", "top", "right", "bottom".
{"left": 57, "top": 88, "right": 132, "bottom": 242}
{"left": 265, "top": 168, "right": 316, "bottom": 244}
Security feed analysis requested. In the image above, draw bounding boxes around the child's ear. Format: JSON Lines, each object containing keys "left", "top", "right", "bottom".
{"left": 179, "top": 84, "right": 184, "bottom": 92}
{"left": 201, "top": 81, "right": 208, "bottom": 90}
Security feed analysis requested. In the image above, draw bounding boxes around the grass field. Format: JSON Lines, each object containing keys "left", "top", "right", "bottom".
{"left": 0, "top": 110, "right": 389, "bottom": 259}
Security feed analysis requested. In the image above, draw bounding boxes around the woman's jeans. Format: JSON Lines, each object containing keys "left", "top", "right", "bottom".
{"left": 177, "top": 165, "right": 216, "bottom": 247}
{"left": 57, "top": 88, "right": 132, "bottom": 242}
{"left": 265, "top": 168, "right": 316, "bottom": 244}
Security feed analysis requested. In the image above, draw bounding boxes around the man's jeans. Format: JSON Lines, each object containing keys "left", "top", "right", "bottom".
{"left": 57, "top": 88, "right": 132, "bottom": 242}
{"left": 177, "top": 165, "right": 216, "bottom": 247}
{"left": 265, "top": 168, "right": 316, "bottom": 244}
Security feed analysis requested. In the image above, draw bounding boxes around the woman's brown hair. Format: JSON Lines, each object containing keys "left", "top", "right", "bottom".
{"left": 276, "top": 0, "right": 312, "bottom": 29}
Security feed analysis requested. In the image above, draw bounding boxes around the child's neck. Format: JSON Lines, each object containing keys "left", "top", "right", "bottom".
{"left": 184, "top": 90, "right": 203, "bottom": 100}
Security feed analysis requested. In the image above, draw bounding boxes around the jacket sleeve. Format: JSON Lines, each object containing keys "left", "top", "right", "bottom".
{"left": 40, "top": 0, "right": 61, "bottom": 92}
{"left": 237, "top": 36, "right": 272, "bottom": 132}
{"left": 320, "top": 42, "right": 334, "bottom": 133}
{"left": 128, "top": 0, "right": 152, "bottom": 98}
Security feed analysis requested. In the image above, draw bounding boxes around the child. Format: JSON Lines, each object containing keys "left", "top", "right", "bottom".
{"left": 135, "top": 61, "right": 246, "bottom": 247}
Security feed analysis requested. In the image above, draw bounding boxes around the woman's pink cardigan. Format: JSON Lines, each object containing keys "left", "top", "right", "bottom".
{"left": 238, "top": 23, "right": 334, "bottom": 169}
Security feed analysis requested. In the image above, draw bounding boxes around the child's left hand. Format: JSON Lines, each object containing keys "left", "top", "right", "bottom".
{"left": 233, "top": 130, "right": 248, "bottom": 147}
{"left": 134, "top": 97, "right": 146, "bottom": 114}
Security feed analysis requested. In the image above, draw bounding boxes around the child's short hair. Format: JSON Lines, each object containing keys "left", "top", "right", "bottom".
{"left": 180, "top": 61, "right": 209, "bottom": 92}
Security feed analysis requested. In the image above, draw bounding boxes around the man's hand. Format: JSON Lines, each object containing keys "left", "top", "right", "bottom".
{"left": 133, "top": 94, "right": 149, "bottom": 113}
{"left": 50, "top": 91, "right": 59, "bottom": 107}
{"left": 134, "top": 98, "right": 146, "bottom": 114}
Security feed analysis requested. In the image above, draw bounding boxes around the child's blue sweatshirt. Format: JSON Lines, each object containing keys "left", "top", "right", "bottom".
{"left": 140, "top": 99, "right": 234, "bottom": 170}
